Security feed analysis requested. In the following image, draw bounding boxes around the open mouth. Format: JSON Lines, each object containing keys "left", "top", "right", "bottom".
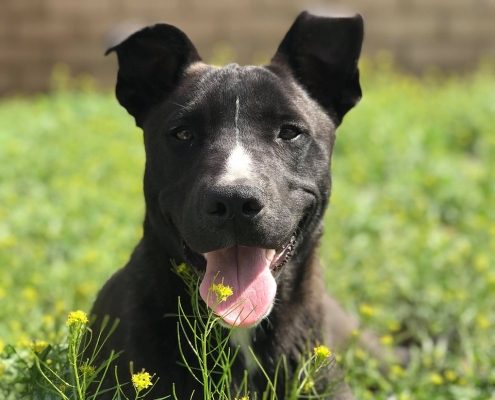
{"left": 181, "top": 233, "right": 297, "bottom": 328}
{"left": 182, "top": 233, "right": 296, "bottom": 277}
{"left": 178, "top": 210, "right": 312, "bottom": 328}
{"left": 267, "top": 234, "right": 297, "bottom": 275}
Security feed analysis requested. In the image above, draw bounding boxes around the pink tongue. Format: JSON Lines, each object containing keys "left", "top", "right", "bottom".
{"left": 199, "top": 246, "right": 277, "bottom": 327}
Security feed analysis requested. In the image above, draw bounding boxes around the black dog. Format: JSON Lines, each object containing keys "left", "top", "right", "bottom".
{"left": 91, "top": 11, "right": 372, "bottom": 399}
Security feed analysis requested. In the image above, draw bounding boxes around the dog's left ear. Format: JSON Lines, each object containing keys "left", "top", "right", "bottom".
{"left": 106, "top": 24, "right": 201, "bottom": 127}
{"left": 271, "top": 11, "right": 364, "bottom": 125}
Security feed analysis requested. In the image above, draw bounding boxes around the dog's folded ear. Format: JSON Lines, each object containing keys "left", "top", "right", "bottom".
{"left": 271, "top": 11, "right": 364, "bottom": 125}
{"left": 106, "top": 24, "right": 201, "bottom": 127}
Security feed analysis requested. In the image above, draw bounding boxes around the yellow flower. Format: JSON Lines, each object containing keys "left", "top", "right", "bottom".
{"left": 302, "top": 378, "right": 315, "bottom": 393}
{"left": 210, "top": 282, "right": 233, "bottom": 303}
{"left": 80, "top": 363, "right": 95, "bottom": 376}
{"left": 380, "top": 334, "right": 393, "bottom": 346}
{"left": 66, "top": 310, "right": 89, "bottom": 326}
{"left": 398, "top": 392, "right": 411, "bottom": 400}
{"left": 32, "top": 340, "right": 48, "bottom": 353}
{"left": 476, "top": 315, "right": 490, "bottom": 330}
{"left": 17, "top": 337, "right": 31, "bottom": 348}
{"left": 82, "top": 250, "right": 98, "bottom": 264}
{"left": 0, "top": 339, "right": 4, "bottom": 353}
{"left": 430, "top": 372, "right": 444, "bottom": 385}
{"left": 445, "top": 369, "right": 457, "bottom": 382}
{"left": 132, "top": 371, "right": 153, "bottom": 392}
{"left": 175, "top": 263, "right": 189, "bottom": 275}
{"left": 390, "top": 364, "right": 405, "bottom": 378}
{"left": 359, "top": 303, "right": 375, "bottom": 317}
{"left": 474, "top": 254, "right": 489, "bottom": 271}
{"left": 22, "top": 287, "right": 38, "bottom": 302}
{"left": 0, "top": 234, "right": 16, "bottom": 249}
{"left": 235, "top": 397, "right": 249, "bottom": 400}
{"left": 314, "top": 345, "right": 332, "bottom": 361}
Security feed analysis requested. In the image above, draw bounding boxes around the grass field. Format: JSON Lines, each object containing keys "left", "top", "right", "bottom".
{"left": 0, "top": 61, "right": 494, "bottom": 399}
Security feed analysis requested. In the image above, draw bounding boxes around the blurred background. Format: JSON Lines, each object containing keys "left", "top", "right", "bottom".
{"left": 1, "top": 0, "right": 495, "bottom": 94}
{"left": 1, "top": 1, "right": 494, "bottom": 399}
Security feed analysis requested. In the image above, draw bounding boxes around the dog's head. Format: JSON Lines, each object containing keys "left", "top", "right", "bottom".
{"left": 108, "top": 11, "right": 363, "bottom": 327}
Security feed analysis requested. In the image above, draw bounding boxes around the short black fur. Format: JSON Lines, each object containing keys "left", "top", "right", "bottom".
{"left": 89, "top": 11, "right": 380, "bottom": 400}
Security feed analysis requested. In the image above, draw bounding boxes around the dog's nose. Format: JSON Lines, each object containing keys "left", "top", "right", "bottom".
{"left": 204, "top": 185, "right": 265, "bottom": 221}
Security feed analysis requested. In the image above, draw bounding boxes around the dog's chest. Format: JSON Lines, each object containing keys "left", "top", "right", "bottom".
{"left": 230, "top": 329, "right": 258, "bottom": 374}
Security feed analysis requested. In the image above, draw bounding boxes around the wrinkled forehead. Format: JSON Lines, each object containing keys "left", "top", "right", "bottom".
{"left": 175, "top": 64, "right": 302, "bottom": 120}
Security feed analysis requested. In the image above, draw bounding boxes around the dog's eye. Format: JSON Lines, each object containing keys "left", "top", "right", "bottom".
{"left": 172, "top": 128, "right": 193, "bottom": 141}
{"left": 278, "top": 125, "right": 302, "bottom": 141}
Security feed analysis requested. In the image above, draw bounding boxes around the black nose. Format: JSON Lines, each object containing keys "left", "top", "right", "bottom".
{"left": 204, "top": 185, "right": 265, "bottom": 221}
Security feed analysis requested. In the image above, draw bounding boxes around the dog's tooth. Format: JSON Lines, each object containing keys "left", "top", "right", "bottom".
{"left": 266, "top": 249, "right": 276, "bottom": 260}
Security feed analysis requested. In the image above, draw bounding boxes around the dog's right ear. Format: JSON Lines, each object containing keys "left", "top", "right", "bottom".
{"left": 106, "top": 24, "right": 201, "bottom": 127}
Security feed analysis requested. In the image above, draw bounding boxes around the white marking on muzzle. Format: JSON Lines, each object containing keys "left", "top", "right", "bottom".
{"left": 221, "top": 145, "right": 252, "bottom": 182}
{"left": 220, "top": 97, "right": 253, "bottom": 183}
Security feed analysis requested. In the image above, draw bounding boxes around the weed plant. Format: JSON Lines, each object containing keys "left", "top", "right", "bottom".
{"left": 0, "top": 263, "right": 336, "bottom": 399}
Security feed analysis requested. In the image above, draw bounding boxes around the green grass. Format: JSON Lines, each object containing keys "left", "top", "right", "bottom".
{"left": 0, "top": 60, "right": 494, "bottom": 399}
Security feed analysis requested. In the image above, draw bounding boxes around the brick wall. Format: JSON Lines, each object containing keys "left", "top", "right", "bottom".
{"left": 1, "top": 0, "right": 494, "bottom": 95}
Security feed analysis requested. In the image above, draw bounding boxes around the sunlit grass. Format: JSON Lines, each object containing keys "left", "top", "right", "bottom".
{"left": 1, "top": 61, "right": 494, "bottom": 398}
